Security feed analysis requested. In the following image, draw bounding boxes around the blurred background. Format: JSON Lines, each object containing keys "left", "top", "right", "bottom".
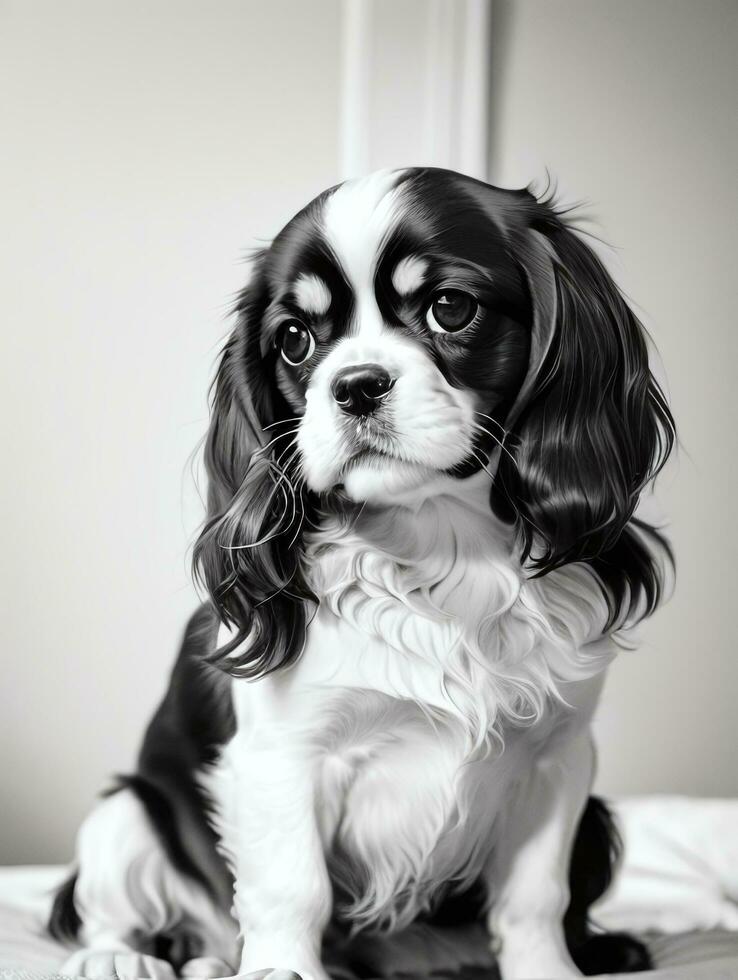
{"left": 1, "top": 0, "right": 736, "bottom": 864}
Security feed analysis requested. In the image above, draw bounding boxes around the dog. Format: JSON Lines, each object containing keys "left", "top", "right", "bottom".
{"left": 50, "top": 168, "right": 675, "bottom": 980}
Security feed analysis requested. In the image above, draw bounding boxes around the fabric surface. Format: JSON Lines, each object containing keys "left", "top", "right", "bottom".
{"left": 2, "top": 795, "right": 738, "bottom": 978}
{"left": 595, "top": 796, "right": 738, "bottom": 934}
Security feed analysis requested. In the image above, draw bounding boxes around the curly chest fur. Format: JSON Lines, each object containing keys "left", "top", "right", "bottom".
{"left": 305, "top": 477, "right": 614, "bottom": 735}
{"left": 210, "top": 480, "right": 615, "bottom": 931}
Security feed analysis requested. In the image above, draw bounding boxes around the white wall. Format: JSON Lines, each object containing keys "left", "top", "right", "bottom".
{"left": 0, "top": 0, "right": 341, "bottom": 862}
{"left": 486, "top": 0, "right": 738, "bottom": 797}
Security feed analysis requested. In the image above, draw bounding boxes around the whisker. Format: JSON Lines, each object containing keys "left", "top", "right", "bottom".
{"left": 470, "top": 449, "right": 497, "bottom": 482}
{"left": 220, "top": 454, "right": 301, "bottom": 551}
{"left": 275, "top": 438, "right": 300, "bottom": 468}
{"left": 474, "top": 411, "right": 512, "bottom": 439}
{"left": 471, "top": 421, "right": 519, "bottom": 469}
{"left": 354, "top": 499, "right": 368, "bottom": 526}
{"left": 263, "top": 416, "right": 303, "bottom": 431}
{"left": 254, "top": 427, "right": 299, "bottom": 456}
{"left": 287, "top": 487, "right": 308, "bottom": 549}
{"left": 219, "top": 482, "right": 293, "bottom": 551}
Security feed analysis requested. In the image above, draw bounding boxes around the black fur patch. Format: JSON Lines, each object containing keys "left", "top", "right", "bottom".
{"left": 566, "top": 797, "right": 653, "bottom": 974}
{"left": 422, "top": 796, "right": 652, "bottom": 975}
{"left": 48, "top": 870, "right": 81, "bottom": 941}
{"left": 48, "top": 605, "right": 236, "bottom": 939}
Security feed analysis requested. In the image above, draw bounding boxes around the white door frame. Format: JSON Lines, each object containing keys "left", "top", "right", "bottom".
{"left": 339, "top": 0, "right": 491, "bottom": 180}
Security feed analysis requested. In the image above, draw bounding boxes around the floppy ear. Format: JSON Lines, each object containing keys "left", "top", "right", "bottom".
{"left": 193, "top": 257, "right": 316, "bottom": 677}
{"left": 494, "top": 208, "right": 675, "bottom": 617}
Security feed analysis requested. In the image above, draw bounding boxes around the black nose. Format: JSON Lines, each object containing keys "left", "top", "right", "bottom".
{"left": 331, "top": 363, "right": 396, "bottom": 416}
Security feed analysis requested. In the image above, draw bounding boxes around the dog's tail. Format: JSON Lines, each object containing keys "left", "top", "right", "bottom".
{"left": 48, "top": 869, "right": 81, "bottom": 941}
{"left": 566, "top": 795, "right": 652, "bottom": 974}
{"left": 47, "top": 771, "right": 218, "bottom": 942}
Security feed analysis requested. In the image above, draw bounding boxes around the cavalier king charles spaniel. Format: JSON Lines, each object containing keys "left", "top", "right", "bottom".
{"left": 50, "top": 168, "right": 675, "bottom": 980}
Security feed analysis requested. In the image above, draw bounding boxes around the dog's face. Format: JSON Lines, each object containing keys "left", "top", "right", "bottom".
{"left": 195, "top": 168, "right": 674, "bottom": 677}
{"left": 263, "top": 170, "right": 530, "bottom": 503}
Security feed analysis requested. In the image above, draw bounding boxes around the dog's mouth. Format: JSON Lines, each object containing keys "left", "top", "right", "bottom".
{"left": 319, "top": 408, "right": 478, "bottom": 499}
{"left": 341, "top": 446, "right": 398, "bottom": 475}
{"left": 337, "top": 414, "right": 403, "bottom": 475}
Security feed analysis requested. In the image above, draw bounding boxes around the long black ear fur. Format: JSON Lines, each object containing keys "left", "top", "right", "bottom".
{"left": 494, "top": 205, "right": 675, "bottom": 625}
{"left": 193, "top": 259, "right": 316, "bottom": 677}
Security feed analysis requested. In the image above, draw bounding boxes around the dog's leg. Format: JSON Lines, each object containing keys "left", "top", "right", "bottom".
{"left": 59, "top": 787, "right": 236, "bottom": 979}
{"left": 486, "top": 729, "right": 595, "bottom": 980}
{"left": 228, "top": 731, "right": 332, "bottom": 980}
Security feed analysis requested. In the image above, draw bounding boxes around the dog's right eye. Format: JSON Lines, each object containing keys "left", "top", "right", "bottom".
{"left": 279, "top": 320, "right": 316, "bottom": 366}
{"left": 425, "top": 290, "right": 478, "bottom": 333}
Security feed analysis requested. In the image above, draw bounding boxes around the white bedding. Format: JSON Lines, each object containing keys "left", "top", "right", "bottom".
{"left": 595, "top": 796, "right": 738, "bottom": 934}
{"left": 1, "top": 797, "right": 737, "bottom": 979}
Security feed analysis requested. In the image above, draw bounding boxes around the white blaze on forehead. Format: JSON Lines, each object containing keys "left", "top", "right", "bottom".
{"left": 391, "top": 255, "right": 428, "bottom": 297}
{"left": 322, "top": 169, "right": 406, "bottom": 337}
{"left": 294, "top": 273, "right": 331, "bottom": 316}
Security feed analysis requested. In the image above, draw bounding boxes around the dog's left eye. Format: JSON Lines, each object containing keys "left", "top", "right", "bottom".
{"left": 425, "top": 290, "right": 478, "bottom": 333}
{"left": 279, "top": 320, "right": 316, "bottom": 366}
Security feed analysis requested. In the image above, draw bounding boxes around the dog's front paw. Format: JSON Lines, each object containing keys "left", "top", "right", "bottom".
{"left": 181, "top": 956, "right": 236, "bottom": 978}
{"left": 497, "top": 951, "right": 582, "bottom": 980}
{"left": 238, "top": 946, "right": 330, "bottom": 980}
{"left": 60, "top": 948, "right": 176, "bottom": 979}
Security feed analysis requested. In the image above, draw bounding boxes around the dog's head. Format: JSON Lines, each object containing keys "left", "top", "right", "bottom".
{"left": 194, "top": 168, "right": 674, "bottom": 676}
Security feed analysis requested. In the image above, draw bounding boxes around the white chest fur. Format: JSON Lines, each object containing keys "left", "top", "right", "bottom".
{"left": 304, "top": 472, "right": 613, "bottom": 741}
{"left": 209, "top": 473, "right": 614, "bottom": 931}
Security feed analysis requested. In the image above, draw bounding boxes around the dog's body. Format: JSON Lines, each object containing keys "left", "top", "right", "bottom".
{"left": 50, "top": 169, "right": 674, "bottom": 980}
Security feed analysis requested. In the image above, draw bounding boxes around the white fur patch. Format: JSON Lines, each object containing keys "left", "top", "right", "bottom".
{"left": 210, "top": 476, "right": 614, "bottom": 934}
{"left": 391, "top": 255, "right": 428, "bottom": 296}
{"left": 306, "top": 473, "right": 613, "bottom": 746}
{"left": 67, "top": 788, "right": 238, "bottom": 968}
{"left": 322, "top": 169, "right": 405, "bottom": 314}
{"left": 489, "top": 731, "right": 596, "bottom": 978}
{"left": 294, "top": 273, "right": 331, "bottom": 316}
